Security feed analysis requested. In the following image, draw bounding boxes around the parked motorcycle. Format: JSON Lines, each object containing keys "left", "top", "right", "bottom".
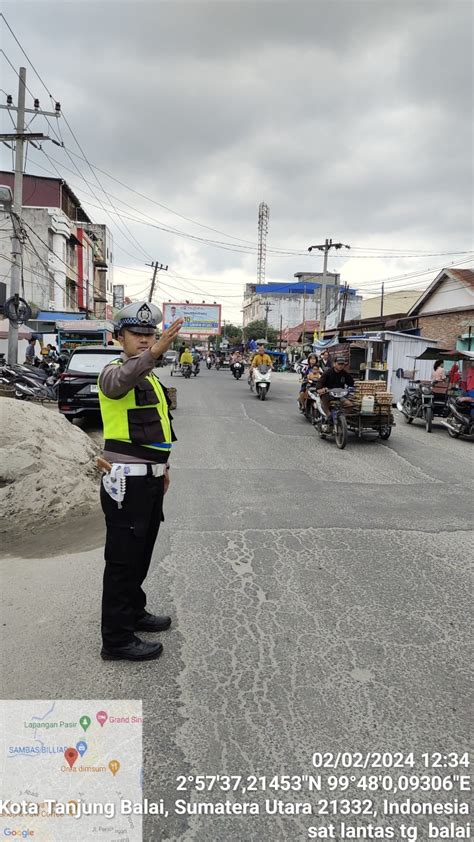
{"left": 312, "top": 387, "right": 354, "bottom": 449}
{"left": 251, "top": 364, "right": 272, "bottom": 400}
{"left": 397, "top": 382, "right": 435, "bottom": 433}
{"left": 0, "top": 363, "right": 59, "bottom": 401}
{"left": 232, "top": 361, "right": 244, "bottom": 380}
{"left": 439, "top": 396, "right": 474, "bottom": 438}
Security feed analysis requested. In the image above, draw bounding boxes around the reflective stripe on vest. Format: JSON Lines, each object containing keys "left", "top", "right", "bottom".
{"left": 98, "top": 359, "right": 172, "bottom": 453}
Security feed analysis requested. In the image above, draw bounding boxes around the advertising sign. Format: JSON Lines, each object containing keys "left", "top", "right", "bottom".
{"left": 162, "top": 302, "right": 221, "bottom": 336}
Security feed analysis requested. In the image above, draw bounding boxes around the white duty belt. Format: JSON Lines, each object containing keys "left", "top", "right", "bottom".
{"left": 102, "top": 463, "right": 168, "bottom": 507}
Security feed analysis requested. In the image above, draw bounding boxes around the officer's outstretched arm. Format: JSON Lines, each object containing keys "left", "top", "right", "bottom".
{"left": 150, "top": 319, "right": 184, "bottom": 359}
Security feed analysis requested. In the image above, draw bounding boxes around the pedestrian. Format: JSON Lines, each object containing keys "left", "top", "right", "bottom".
{"left": 25, "top": 337, "right": 36, "bottom": 364}
{"left": 432, "top": 359, "right": 447, "bottom": 382}
{"left": 97, "top": 301, "right": 183, "bottom": 661}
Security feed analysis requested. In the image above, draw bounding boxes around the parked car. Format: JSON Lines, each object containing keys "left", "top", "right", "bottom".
{"left": 58, "top": 347, "right": 121, "bottom": 422}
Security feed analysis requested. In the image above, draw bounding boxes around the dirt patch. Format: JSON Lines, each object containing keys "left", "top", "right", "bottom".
{"left": 1, "top": 506, "right": 105, "bottom": 559}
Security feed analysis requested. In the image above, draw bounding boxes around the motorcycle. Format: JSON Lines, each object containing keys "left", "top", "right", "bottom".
{"left": 0, "top": 363, "right": 59, "bottom": 401}
{"left": 206, "top": 356, "right": 213, "bottom": 370}
{"left": 251, "top": 364, "right": 272, "bottom": 400}
{"left": 312, "top": 386, "right": 354, "bottom": 449}
{"left": 300, "top": 382, "right": 320, "bottom": 423}
{"left": 232, "top": 361, "right": 243, "bottom": 380}
{"left": 181, "top": 363, "right": 192, "bottom": 379}
{"left": 397, "top": 381, "right": 435, "bottom": 433}
{"left": 192, "top": 360, "right": 200, "bottom": 377}
{"left": 439, "top": 395, "right": 474, "bottom": 438}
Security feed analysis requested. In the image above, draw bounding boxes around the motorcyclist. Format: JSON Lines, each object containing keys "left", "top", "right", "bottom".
{"left": 298, "top": 353, "right": 319, "bottom": 411}
{"left": 191, "top": 348, "right": 200, "bottom": 375}
{"left": 230, "top": 350, "right": 244, "bottom": 375}
{"left": 317, "top": 355, "right": 354, "bottom": 422}
{"left": 179, "top": 347, "right": 193, "bottom": 370}
{"left": 318, "top": 349, "right": 331, "bottom": 375}
{"left": 249, "top": 342, "right": 272, "bottom": 383}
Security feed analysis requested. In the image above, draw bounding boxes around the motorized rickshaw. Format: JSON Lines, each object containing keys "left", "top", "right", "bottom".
{"left": 398, "top": 347, "right": 473, "bottom": 432}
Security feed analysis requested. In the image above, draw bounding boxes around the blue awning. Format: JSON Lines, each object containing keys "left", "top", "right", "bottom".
{"left": 37, "top": 310, "right": 83, "bottom": 321}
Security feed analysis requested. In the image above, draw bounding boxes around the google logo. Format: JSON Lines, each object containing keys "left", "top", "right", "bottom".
{"left": 3, "top": 831, "right": 34, "bottom": 838}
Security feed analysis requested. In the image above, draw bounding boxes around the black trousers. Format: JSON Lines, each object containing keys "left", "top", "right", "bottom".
{"left": 100, "top": 474, "right": 165, "bottom": 647}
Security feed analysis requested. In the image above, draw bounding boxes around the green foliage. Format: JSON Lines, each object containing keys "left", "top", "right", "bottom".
{"left": 222, "top": 323, "right": 243, "bottom": 344}
{"left": 245, "top": 319, "right": 278, "bottom": 344}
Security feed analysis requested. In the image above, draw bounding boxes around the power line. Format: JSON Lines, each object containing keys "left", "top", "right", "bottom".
{"left": 34, "top": 149, "right": 474, "bottom": 258}
{"left": 0, "top": 49, "right": 154, "bottom": 265}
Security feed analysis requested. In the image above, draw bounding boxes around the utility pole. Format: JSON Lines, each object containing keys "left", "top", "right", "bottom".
{"left": 262, "top": 301, "right": 272, "bottom": 342}
{"left": 7, "top": 69, "right": 25, "bottom": 365}
{"left": 380, "top": 281, "right": 385, "bottom": 319}
{"left": 340, "top": 283, "right": 350, "bottom": 325}
{"left": 0, "top": 67, "right": 61, "bottom": 363}
{"left": 307, "top": 238, "right": 350, "bottom": 339}
{"left": 146, "top": 261, "right": 168, "bottom": 304}
{"left": 279, "top": 314, "right": 283, "bottom": 350}
{"left": 301, "top": 285, "right": 307, "bottom": 350}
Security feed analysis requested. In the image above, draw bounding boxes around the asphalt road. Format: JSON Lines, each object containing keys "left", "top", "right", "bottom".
{"left": 1, "top": 367, "right": 472, "bottom": 841}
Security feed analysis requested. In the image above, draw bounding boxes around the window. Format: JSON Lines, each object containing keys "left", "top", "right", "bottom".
{"left": 48, "top": 229, "right": 54, "bottom": 251}
{"left": 66, "top": 278, "right": 77, "bottom": 310}
{"left": 49, "top": 272, "right": 55, "bottom": 301}
{"left": 68, "top": 350, "right": 119, "bottom": 374}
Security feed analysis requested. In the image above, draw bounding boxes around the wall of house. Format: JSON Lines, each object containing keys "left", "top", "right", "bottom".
{"left": 417, "top": 277, "right": 473, "bottom": 314}
{"left": 418, "top": 309, "right": 474, "bottom": 348}
{"left": 0, "top": 208, "right": 53, "bottom": 310}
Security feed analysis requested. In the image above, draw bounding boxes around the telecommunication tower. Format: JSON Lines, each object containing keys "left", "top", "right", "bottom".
{"left": 257, "top": 202, "right": 270, "bottom": 284}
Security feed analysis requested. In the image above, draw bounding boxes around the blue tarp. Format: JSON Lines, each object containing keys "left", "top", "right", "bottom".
{"left": 312, "top": 337, "right": 341, "bottom": 351}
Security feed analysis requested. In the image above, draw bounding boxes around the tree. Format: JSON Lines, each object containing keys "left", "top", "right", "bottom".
{"left": 222, "top": 323, "right": 242, "bottom": 344}
{"left": 245, "top": 319, "right": 278, "bottom": 344}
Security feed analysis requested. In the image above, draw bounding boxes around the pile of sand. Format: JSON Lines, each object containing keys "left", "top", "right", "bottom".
{"left": 0, "top": 399, "right": 101, "bottom": 535}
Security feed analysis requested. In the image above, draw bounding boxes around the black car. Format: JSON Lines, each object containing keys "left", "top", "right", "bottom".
{"left": 58, "top": 347, "right": 121, "bottom": 422}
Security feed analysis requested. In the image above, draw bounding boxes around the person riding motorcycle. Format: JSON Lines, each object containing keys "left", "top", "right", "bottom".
{"left": 298, "top": 353, "right": 319, "bottom": 411}
{"left": 249, "top": 343, "right": 272, "bottom": 383}
{"left": 318, "top": 349, "right": 331, "bottom": 375}
{"left": 230, "top": 350, "right": 244, "bottom": 375}
{"left": 317, "top": 355, "right": 354, "bottom": 423}
{"left": 179, "top": 348, "right": 193, "bottom": 370}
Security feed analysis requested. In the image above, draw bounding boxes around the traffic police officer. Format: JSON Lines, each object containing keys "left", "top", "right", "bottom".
{"left": 98, "top": 301, "right": 183, "bottom": 661}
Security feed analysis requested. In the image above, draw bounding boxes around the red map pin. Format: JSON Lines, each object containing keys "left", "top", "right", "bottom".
{"left": 64, "top": 747, "right": 78, "bottom": 768}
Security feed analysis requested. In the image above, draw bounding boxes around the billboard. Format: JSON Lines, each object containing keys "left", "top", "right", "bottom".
{"left": 162, "top": 302, "right": 221, "bottom": 336}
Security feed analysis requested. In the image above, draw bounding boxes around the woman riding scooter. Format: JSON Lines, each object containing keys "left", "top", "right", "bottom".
{"left": 298, "top": 353, "right": 319, "bottom": 412}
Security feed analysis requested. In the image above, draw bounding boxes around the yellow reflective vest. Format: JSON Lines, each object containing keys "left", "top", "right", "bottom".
{"left": 98, "top": 359, "right": 173, "bottom": 456}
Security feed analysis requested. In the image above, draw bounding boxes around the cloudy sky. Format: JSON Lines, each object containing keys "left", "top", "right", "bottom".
{"left": 1, "top": 0, "right": 472, "bottom": 323}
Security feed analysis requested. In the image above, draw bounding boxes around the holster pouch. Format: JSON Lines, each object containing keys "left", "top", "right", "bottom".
{"left": 102, "top": 464, "right": 128, "bottom": 508}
